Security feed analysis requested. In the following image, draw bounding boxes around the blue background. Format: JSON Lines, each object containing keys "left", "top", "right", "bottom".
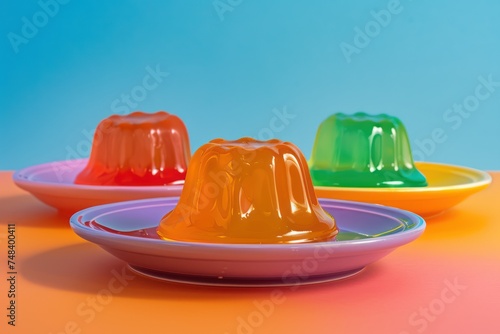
{"left": 1, "top": 0, "right": 499, "bottom": 171}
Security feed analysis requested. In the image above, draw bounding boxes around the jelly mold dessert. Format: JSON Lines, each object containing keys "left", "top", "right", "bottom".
{"left": 309, "top": 112, "right": 427, "bottom": 188}
{"left": 75, "top": 111, "right": 191, "bottom": 186}
{"left": 157, "top": 138, "right": 338, "bottom": 244}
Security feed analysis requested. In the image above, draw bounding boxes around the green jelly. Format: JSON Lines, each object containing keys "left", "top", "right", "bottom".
{"left": 309, "top": 112, "right": 427, "bottom": 188}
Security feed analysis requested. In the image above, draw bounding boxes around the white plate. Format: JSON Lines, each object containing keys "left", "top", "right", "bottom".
{"left": 13, "top": 159, "right": 183, "bottom": 214}
{"left": 70, "top": 197, "right": 426, "bottom": 287}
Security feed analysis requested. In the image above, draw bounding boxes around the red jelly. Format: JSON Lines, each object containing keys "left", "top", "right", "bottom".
{"left": 75, "top": 111, "right": 191, "bottom": 186}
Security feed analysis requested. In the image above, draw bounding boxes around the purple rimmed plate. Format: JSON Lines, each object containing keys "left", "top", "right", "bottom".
{"left": 13, "top": 159, "right": 183, "bottom": 214}
{"left": 69, "top": 198, "right": 425, "bottom": 287}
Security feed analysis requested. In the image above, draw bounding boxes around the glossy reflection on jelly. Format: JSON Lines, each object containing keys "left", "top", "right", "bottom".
{"left": 309, "top": 112, "right": 427, "bottom": 188}
{"left": 75, "top": 111, "right": 191, "bottom": 186}
{"left": 157, "top": 138, "right": 338, "bottom": 244}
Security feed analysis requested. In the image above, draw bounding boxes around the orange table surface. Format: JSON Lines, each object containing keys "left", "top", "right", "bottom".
{"left": 1, "top": 171, "right": 499, "bottom": 334}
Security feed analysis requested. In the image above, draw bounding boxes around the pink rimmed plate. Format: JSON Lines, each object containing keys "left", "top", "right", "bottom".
{"left": 69, "top": 198, "right": 425, "bottom": 287}
{"left": 13, "top": 159, "right": 183, "bottom": 214}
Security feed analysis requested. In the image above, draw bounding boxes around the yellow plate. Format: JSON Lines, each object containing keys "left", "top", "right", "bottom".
{"left": 314, "top": 162, "right": 492, "bottom": 217}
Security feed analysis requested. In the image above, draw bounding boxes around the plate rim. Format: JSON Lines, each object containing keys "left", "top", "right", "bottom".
{"left": 313, "top": 161, "right": 492, "bottom": 193}
{"left": 69, "top": 197, "right": 426, "bottom": 252}
{"left": 12, "top": 158, "right": 184, "bottom": 192}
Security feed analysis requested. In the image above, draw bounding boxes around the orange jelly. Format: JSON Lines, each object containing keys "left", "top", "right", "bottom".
{"left": 75, "top": 111, "right": 191, "bottom": 186}
{"left": 157, "top": 138, "right": 338, "bottom": 244}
